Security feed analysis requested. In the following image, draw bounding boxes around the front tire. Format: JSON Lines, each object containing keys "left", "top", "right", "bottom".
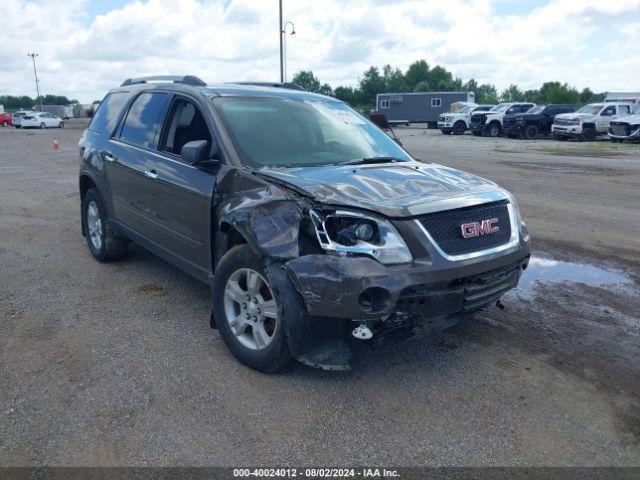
{"left": 58, "top": 121, "right": 64, "bottom": 128}
{"left": 524, "top": 125, "right": 538, "bottom": 140}
{"left": 579, "top": 127, "right": 597, "bottom": 142}
{"left": 40, "top": 122, "right": 45, "bottom": 129}
{"left": 213, "top": 245, "right": 292, "bottom": 372}
{"left": 81, "top": 188, "right": 129, "bottom": 262}
{"left": 487, "top": 122, "right": 501, "bottom": 137}
{"left": 452, "top": 121, "right": 466, "bottom": 135}
{"left": 1, "top": 121, "right": 8, "bottom": 127}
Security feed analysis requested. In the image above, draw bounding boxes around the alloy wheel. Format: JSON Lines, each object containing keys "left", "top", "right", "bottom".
{"left": 223, "top": 268, "right": 278, "bottom": 351}
{"left": 86, "top": 200, "right": 103, "bottom": 250}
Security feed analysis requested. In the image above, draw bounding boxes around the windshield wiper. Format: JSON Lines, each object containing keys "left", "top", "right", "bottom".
{"left": 340, "top": 156, "right": 410, "bottom": 166}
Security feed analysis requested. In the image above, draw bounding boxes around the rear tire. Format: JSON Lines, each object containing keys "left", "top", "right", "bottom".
{"left": 452, "top": 121, "right": 466, "bottom": 135}
{"left": 40, "top": 122, "right": 45, "bottom": 129}
{"left": 58, "top": 122, "right": 64, "bottom": 128}
{"left": 81, "top": 188, "right": 129, "bottom": 262}
{"left": 213, "top": 245, "right": 292, "bottom": 373}
{"left": 524, "top": 125, "right": 538, "bottom": 140}
{"left": 1, "top": 121, "right": 8, "bottom": 127}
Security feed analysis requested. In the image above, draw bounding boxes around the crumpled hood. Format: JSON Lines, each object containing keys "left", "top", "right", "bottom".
{"left": 555, "top": 112, "right": 596, "bottom": 122}
{"left": 612, "top": 114, "right": 640, "bottom": 125}
{"left": 257, "top": 162, "right": 505, "bottom": 218}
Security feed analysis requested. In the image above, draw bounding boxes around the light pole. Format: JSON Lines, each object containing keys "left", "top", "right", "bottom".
{"left": 279, "top": 0, "right": 283, "bottom": 83}
{"left": 282, "top": 21, "right": 296, "bottom": 82}
{"left": 27, "top": 53, "right": 42, "bottom": 111}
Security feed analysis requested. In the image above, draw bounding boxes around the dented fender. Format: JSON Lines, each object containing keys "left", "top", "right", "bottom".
{"left": 214, "top": 166, "right": 306, "bottom": 261}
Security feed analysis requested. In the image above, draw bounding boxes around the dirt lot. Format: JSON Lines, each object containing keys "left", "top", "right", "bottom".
{"left": 1, "top": 121, "right": 639, "bottom": 466}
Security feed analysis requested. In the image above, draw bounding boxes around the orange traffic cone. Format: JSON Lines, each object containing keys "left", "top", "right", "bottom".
{"left": 52, "top": 140, "right": 59, "bottom": 150}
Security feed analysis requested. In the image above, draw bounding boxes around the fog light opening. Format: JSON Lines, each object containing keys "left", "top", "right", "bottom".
{"left": 358, "top": 287, "right": 391, "bottom": 313}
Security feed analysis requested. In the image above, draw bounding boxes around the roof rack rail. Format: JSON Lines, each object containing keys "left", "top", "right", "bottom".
{"left": 230, "top": 81, "right": 305, "bottom": 91}
{"left": 120, "top": 75, "right": 207, "bottom": 87}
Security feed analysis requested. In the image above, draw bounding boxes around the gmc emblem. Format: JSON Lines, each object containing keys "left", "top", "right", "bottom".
{"left": 461, "top": 218, "right": 499, "bottom": 239}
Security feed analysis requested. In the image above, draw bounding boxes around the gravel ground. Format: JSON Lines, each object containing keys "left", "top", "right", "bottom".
{"left": 1, "top": 121, "right": 639, "bottom": 466}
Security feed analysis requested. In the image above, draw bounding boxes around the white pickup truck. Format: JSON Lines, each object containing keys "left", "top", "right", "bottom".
{"left": 438, "top": 103, "right": 493, "bottom": 135}
{"left": 469, "top": 102, "right": 535, "bottom": 137}
{"left": 609, "top": 105, "right": 640, "bottom": 143}
{"left": 552, "top": 103, "right": 633, "bottom": 141}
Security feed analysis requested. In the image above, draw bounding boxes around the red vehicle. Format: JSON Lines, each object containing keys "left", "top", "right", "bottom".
{"left": 0, "top": 113, "right": 13, "bottom": 127}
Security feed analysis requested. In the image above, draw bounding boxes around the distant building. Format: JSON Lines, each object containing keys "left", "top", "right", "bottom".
{"left": 604, "top": 92, "right": 640, "bottom": 104}
{"left": 376, "top": 91, "right": 475, "bottom": 126}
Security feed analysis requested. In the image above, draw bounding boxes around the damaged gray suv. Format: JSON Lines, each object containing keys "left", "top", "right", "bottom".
{"left": 79, "top": 75, "right": 531, "bottom": 372}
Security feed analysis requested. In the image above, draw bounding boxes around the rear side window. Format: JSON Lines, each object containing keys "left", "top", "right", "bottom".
{"left": 119, "top": 92, "right": 170, "bottom": 149}
{"left": 89, "top": 92, "right": 128, "bottom": 134}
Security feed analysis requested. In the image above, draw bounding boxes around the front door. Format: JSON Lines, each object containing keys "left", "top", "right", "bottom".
{"left": 142, "top": 96, "right": 217, "bottom": 276}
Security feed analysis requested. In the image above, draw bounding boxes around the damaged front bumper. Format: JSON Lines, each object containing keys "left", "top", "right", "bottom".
{"left": 284, "top": 244, "right": 530, "bottom": 321}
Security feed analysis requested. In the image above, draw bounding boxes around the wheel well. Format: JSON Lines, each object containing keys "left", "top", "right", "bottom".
{"left": 79, "top": 175, "right": 96, "bottom": 200}
{"left": 583, "top": 123, "right": 596, "bottom": 130}
{"left": 214, "top": 222, "right": 248, "bottom": 272}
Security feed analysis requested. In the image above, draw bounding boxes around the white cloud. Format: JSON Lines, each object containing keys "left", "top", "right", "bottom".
{"left": 0, "top": 0, "right": 638, "bottom": 102}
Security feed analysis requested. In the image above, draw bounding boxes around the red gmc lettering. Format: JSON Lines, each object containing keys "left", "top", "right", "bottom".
{"left": 461, "top": 218, "right": 499, "bottom": 238}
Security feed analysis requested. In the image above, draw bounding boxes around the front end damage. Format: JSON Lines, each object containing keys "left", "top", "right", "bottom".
{"left": 213, "top": 165, "right": 531, "bottom": 371}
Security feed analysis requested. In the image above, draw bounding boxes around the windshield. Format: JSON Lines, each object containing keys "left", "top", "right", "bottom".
{"left": 490, "top": 103, "right": 510, "bottom": 112}
{"left": 457, "top": 105, "right": 472, "bottom": 113}
{"left": 526, "top": 106, "right": 544, "bottom": 114}
{"left": 214, "top": 97, "right": 412, "bottom": 168}
{"left": 576, "top": 104, "right": 603, "bottom": 114}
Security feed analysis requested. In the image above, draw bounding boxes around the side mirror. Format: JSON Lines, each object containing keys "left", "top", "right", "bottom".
{"left": 181, "top": 139, "right": 218, "bottom": 164}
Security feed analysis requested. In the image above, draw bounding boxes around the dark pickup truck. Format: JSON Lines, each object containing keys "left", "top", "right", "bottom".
{"left": 503, "top": 104, "right": 575, "bottom": 139}
{"left": 78, "top": 75, "right": 531, "bottom": 372}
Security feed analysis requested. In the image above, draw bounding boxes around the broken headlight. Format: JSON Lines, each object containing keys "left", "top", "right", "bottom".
{"left": 309, "top": 209, "right": 412, "bottom": 265}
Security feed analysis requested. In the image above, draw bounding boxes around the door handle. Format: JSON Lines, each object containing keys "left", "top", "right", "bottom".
{"left": 103, "top": 153, "right": 115, "bottom": 162}
{"left": 144, "top": 170, "right": 158, "bottom": 180}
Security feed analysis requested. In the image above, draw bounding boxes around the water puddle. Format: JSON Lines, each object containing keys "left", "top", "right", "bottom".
{"left": 511, "top": 256, "right": 634, "bottom": 299}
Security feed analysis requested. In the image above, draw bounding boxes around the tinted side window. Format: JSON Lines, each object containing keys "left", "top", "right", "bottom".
{"left": 89, "top": 92, "right": 128, "bottom": 134}
{"left": 120, "top": 92, "right": 170, "bottom": 149}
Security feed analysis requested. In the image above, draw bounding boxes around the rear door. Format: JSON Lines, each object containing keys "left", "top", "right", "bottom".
{"left": 104, "top": 91, "right": 171, "bottom": 234}
{"left": 141, "top": 95, "right": 217, "bottom": 275}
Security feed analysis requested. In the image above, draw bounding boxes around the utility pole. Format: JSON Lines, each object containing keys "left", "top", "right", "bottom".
{"left": 27, "top": 53, "right": 42, "bottom": 111}
{"left": 279, "top": 0, "right": 284, "bottom": 83}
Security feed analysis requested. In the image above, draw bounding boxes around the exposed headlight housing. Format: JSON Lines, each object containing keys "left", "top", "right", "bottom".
{"left": 310, "top": 209, "right": 412, "bottom": 265}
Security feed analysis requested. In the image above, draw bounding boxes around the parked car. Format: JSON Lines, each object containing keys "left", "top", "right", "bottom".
{"left": 12, "top": 111, "right": 31, "bottom": 128}
{"left": 78, "top": 75, "right": 531, "bottom": 372}
{"left": 20, "top": 112, "right": 64, "bottom": 129}
{"left": 39, "top": 104, "right": 74, "bottom": 120}
{"left": 0, "top": 112, "right": 12, "bottom": 127}
{"left": 552, "top": 103, "right": 633, "bottom": 141}
{"left": 609, "top": 105, "right": 640, "bottom": 143}
{"left": 438, "top": 103, "right": 493, "bottom": 135}
{"left": 503, "top": 104, "right": 575, "bottom": 139}
{"left": 470, "top": 103, "right": 536, "bottom": 137}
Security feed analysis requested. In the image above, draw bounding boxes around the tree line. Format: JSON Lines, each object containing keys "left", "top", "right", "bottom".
{"left": 0, "top": 94, "right": 78, "bottom": 111}
{"left": 292, "top": 59, "right": 604, "bottom": 110}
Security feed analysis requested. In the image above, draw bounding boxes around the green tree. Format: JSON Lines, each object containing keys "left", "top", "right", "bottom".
{"left": 475, "top": 84, "right": 499, "bottom": 104}
{"left": 333, "top": 86, "right": 359, "bottom": 105}
{"left": 382, "top": 64, "right": 406, "bottom": 92}
{"left": 404, "top": 60, "right": 430, "bottom": 91}
{"left": 428, "top": 65, "right": 455, "bottom": 90}
{"left": 358, "top": 66, "right": 385, "bottom": 107}
{"left": 500, "top": 84, "right": 525, "bottom": 102}
{"left": 291, "top": 70, "right": 321, "bottom": 92}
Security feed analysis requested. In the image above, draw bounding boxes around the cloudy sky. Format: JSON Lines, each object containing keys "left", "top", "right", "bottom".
{"left": 1, "top": 0, "right": 639, "bottom": 102}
